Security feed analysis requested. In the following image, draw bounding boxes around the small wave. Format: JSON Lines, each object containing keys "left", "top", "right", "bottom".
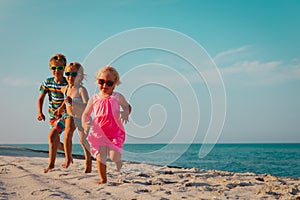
{"left": 0, "top": 146, "right": 86, "bottom": 160}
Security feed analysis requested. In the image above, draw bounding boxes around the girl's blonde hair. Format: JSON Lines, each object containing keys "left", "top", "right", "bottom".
{"left": 95, "top": 66, "right": 121, "bottom": 85}
{"left": 65, "top": 62, "right": 86, "bottom": 85}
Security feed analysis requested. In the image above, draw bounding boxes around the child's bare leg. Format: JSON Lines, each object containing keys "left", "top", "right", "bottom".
{"left": 115, "top": 160, "right": 122, "bottom": 172}
{"left": 96, "top": 147, "right": 107, "bottom": 184}
{"left": 44, "top": 128, "right": 60, "bottom": 173}
{"left": 83, "top": 145, "right": 92, "bottom": 173}
{"left": 109, "top": 149, "right": 122, "bottom": 172}
{"left": 58, "top": 142, "right": 64, "bottom": 151}
{"left": 78, "top": 129, "right": 92, "bottom": 173}
{"left": 96, "top": 160, "right": 107, "bottom": 184}
{"left": 62, "top": 118, "right": 75, "bottom": 168}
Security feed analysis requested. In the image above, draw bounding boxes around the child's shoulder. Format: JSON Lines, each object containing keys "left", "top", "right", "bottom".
{"left": 42, "top": 77, "right": 54, "bottom": 84}
{"left": 91, "top": 93, "right": 98, "bottom": 99}
{"left": 112, "top": 91, "right": 121, "bottom": 96}
{"left": 44, "top": 77, "right": 54, "bottom": 81}
{"left": 61, "top": 84, "right": 67, "bottom": 91}
{"left": 43, "top": 77, "right": 67, "bottom": 86}
{"left": 113, "top": 91, "right": 124, "bottom": 98}
{"left": 113, "top": 92, "right": 126, "bottom": 102}
{"left": 79, "top": 85, "right": 88, "bottom": 91}
{"left": 111, "top": 91, "right": 119, "bottom": 98}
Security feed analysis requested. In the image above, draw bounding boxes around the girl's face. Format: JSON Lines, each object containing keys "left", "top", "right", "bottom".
{"left": 97, "top": 71, "right": 116, "bottom": 95}
{"left": 64, "top": 67, "right": 78, "bottom": 86}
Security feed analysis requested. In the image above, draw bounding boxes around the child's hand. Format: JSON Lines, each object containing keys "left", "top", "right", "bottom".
{"left": 37, "top": 113, "right": 45, "bottom": 121}
{"left": 82, "top": 120, "right": 91, "bottom": 134}
{"left": 120, "top": 111, "right": 129, "bottom": 124}
{"left": 65, "top": 96, "right": 72, "bottom": 106}
{"left": 54, "top": 106, "right": 64, "bottom": 117}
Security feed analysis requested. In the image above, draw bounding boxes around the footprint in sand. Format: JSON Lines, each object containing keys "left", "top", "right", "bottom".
{"left": 0, "top": 167, "right": 8, "bottom": 174}
{"left": 58, "top": 173, "right": 69, "bottom": 177}
{"left": 135, "top": 188, "right": 150, "bottom": 193}
{"left": 31, "top": 189, "right": 53, "bottom": 196}
{"left": 31, "top": 189, "right": 66, "bottom": 198}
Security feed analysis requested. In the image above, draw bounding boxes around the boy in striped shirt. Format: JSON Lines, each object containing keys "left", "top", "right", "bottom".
{"left": 37, "top": 54, "right": 68, "bottom": 173}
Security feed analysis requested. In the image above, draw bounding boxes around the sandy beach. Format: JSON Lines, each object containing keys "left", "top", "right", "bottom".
{"left": 0, "top": 147, "right": 299, "bottom": 200}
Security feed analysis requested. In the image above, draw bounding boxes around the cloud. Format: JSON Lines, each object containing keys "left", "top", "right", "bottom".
{"left": 1, "top": 76, "right": 39, "bottom": 87}
{"left": 213, "top": 45, "right": 252, "bottom": 65}
{"left": 213, "top": 46, "right": 300, "bottom": 87}
{"left": 119, "top": 45, "right": 300, "bottom": 89}
{"left": 221, "top": 60, "right": 280, "bottom": 75}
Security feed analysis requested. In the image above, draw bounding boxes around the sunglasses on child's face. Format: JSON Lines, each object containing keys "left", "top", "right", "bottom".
{"left": 50, "top": 66, "right": 65, "bottom": 71}
{"left": 65, "top": 72, "right": 78, "bottom": 77}
{"left": 98, "top": 79, "right": 114, "bottom": 87}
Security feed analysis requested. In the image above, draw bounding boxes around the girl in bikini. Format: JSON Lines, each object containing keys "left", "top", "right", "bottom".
{"left": 60, "top": 62, "right": 92, "bottom": 173}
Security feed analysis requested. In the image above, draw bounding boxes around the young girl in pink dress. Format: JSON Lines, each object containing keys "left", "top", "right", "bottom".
{"left": 82, "top": 66, "right": 131, "bottom": 184}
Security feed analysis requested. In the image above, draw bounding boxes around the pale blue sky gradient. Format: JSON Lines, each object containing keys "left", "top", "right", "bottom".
{"left": 0, "top": 0, "right": 299, "bottom": 144}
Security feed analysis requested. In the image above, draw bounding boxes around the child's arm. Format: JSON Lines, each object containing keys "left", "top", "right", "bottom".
{"left": 53, "top": 86, "right": 66, "bottom": 116}
{"left": 37, "top": 93, "right": 46, "bottom": 121}
{"left": 80, "top": 86, "right": 89, "bottom": 104}
{"left": 81, "top": 97, "right": 93, "bottom": 134}
{"left": 119, "top": 93, "right": 131, "bottom": 124}
{"left": 73, "top": 86, "right": 89, "bottom": 108}
{"left": 54, "top": 103, "right": 66, "bottom": 116}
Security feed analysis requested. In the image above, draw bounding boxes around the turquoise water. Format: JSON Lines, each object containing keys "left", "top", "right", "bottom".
{"left": 1, "top": 143, "right": 299, "bottom": 178}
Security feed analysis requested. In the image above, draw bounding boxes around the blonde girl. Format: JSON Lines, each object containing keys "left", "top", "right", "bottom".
{"left": 82, "top": 66, "right": 131, "bottom": 184}
{"left": 61, "top": 62, "right": 92, "bottom": 172}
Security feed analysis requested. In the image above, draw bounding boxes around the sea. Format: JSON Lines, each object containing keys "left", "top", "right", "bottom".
{"left": 0, "top": 143, "right": 299, "bottom": 178}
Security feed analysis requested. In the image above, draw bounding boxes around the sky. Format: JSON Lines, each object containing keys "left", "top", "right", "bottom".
{"left": 0, "top": 0, "right": 299, "bottom": 144}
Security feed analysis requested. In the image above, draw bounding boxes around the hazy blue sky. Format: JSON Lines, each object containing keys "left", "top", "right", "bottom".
{"left": 0, "top": 0, "right": 299, "bottom": 144}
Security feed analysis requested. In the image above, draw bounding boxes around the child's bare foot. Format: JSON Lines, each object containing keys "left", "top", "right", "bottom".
{"left": 84, "top": 167, "right": 92, "bottom": 173}
{"left": 43, "top": 165, "right": 54, "bottom": 173}
{"left": 61, "top": 157, "right": 73, "bottom": 168}
{"left": 96, "top": 180, "right": 107, "bottom": 184}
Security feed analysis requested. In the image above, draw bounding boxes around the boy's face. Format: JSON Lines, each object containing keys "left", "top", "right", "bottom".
{"left": 50, "top": 62, "right": 65, "bottom": 78}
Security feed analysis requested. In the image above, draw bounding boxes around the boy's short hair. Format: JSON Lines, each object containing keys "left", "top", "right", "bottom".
{"left": 49, "top": 54, "right": 67, "bottom": 67}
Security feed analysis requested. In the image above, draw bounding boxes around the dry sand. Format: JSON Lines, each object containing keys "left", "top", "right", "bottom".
{"left": 0, "top": 148, "right": 299, "bottom": 200}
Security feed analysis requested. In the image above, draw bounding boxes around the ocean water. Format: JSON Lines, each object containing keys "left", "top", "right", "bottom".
{"left": 1, "top": 143, "right": 299, "bottom": 178}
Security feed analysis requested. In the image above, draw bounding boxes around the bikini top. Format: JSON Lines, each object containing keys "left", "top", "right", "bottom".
{"left": 65, "top": 85, "right": 83, "bottom": 103}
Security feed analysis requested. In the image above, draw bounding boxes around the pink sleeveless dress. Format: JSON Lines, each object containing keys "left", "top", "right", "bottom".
{"left": 87, "top": 92, "right": 125, "bottom": 158}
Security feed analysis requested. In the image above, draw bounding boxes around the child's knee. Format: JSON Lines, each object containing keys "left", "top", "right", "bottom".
{"left": 48, "top": 130, "right": 59, "bottom": 141}
{"left": 96, "top": 154, "right": 106, "bottom": 163}
{"left": 110, "top": 154, "right": 121, "bottom": 163}
{"left": 64, "top": 128, "right": 75, "bottom": 137}
{"left": 65, "top": 125, "right": 74, "bottom": 132}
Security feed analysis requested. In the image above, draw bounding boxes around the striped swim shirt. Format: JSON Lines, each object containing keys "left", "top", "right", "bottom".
{"left": 39, "top": 77, "right": 67, "bottom": 119}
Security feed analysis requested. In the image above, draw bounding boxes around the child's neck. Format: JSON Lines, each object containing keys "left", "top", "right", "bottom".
{"left": 68, "top": 84, "right": 80, "bottom": 89}
{"left": 73, "top": 82, "right": 81, "bottom": 88}
{"left": 54, "top": 76, "right": 64, "bottom": 84}
{"left": 99, "top": 91, "right": 113, "bottom": 98}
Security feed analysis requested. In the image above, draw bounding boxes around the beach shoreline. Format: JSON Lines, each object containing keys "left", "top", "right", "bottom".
{"left": 0, "top": 146, "right": 299, "bottom": 199}
{"left": 3, "top": 143, "right": 300, "bottom": 178}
